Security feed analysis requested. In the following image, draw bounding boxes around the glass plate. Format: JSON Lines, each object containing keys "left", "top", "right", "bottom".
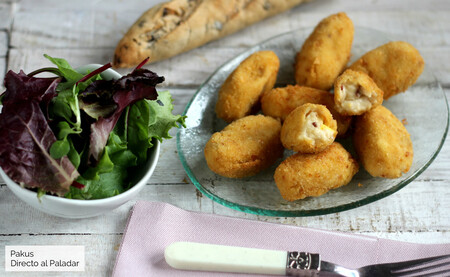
{"left": 176, "top": 27, "right": 449, "bottom": 217}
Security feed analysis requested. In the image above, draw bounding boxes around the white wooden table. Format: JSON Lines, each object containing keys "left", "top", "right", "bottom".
{"left": 1, "top": 0, "right": 449, "bottom": 276}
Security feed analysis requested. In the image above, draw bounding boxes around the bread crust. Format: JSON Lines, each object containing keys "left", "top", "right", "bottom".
{"left": 113, "top": 0, "right": 311, "bottom": 67}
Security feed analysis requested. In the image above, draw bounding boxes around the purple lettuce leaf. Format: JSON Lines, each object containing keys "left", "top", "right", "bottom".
{"left": 0, "top": 101, "right": 79, "bottom": 196}
{"left": 1, "top": 70, "right": 59, "bottom": 105}
{"left": 0, "top": 70, "right": 78, "bottom": 196}
{"left": 87, "top": 69, "right": 164, "bottom": 162}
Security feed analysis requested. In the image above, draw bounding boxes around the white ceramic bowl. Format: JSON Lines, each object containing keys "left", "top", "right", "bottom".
{"left": 1, "top": 64, "right": 160, "bottom": 218}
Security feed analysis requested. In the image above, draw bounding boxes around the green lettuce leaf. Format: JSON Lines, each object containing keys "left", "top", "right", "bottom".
{"left": 127, "top": 91, "right": 186, "bottom": 163}
{"left": 66, "top": 125, "right": 137, "bottom": 199}
{"left": 147, "top": 90, "right": 186, "bottom": 141}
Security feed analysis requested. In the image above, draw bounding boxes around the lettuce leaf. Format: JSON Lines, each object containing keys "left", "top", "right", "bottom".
{"left": 1, "top": 55, "right": 185, "bottom": 199}
{"left": 147, "top": 91, "right": 186, "bottom": 141}
{"left": 0, "top": 71, "right": 79, "bottom": 196}
{"left": 127, "top": 91, "right": 186, "bottom": 163}
{"left": 86, "top": 68, "right": 164, "bottom": 163}
{"left": 65, "top": 116, "right": 138, "bottom": 199}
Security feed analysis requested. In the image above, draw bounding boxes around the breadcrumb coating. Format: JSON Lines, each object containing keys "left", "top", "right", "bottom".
{"left": 274, "top": 142, "right": 359, "bottom": 201}
{"left": 215, "top": 51, "right": 280, "bottom": 123}
{"left": 204, "top": 115, "right": 283, "bottom": 178}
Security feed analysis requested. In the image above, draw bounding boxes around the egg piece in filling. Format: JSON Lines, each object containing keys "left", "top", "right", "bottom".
{"left": 334, "top": 69, "right": 384, "bottom": 116}
{"left": 261, "top": 85, "right": 352, "bottom": 137}
{"left": 274, "top": 142, "right": 359, "bottom": 201}
{"left": 281, "top": 103, "right": 337, "bottom": 153}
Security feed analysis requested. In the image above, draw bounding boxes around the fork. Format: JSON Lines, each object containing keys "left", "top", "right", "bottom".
{"left": 319, "top": 254, "right": 450, "bottom": 276}
{"left": 165, "top": 241, "right": 450, "bottom": 276}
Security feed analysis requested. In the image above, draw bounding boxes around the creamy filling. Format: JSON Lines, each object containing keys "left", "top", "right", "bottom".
{"left": 298, "top": 112, "right": 335, "bottom": 144}
{"left": 340, "top": 83, "right": 373, "bottom": 113}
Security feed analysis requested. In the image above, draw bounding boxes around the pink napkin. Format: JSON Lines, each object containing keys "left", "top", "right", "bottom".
{"left": 112, "top": 201, "right": 450, "bottom": 276}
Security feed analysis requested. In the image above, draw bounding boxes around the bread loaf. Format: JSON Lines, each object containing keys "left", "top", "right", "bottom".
{"left": 113, "top": 0, "right": 312, "bottom": 67}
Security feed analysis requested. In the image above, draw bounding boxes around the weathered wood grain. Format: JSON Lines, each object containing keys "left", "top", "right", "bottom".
{"left": 0, "top": 31, "right": 7, "bottom": 57}
{"left": 15, "top": 0, "right": 450, "bottom": 12}
{"left": 1, "top": 180, "right": 449, "bottom": 242}
{"left": 1, "top": 231, "right": 449, "bottom": 277}
{"left": 7, "top": 46, "right": 450, "bottom": 88}
{"left": 0, "top": 3, "right": 13, "bottom": 30}
{"left": 10, "top": 10, "right": 450, "bottom": 50}
{"left": 0, "top": 87, "right": 447, "bottom": 184}
{"left": 1, "top": 2, "right": 450, "bottom": 276}
{"left": 0, "top": 57, "right": 5, "bottom": 91}
{"left": 6, "top": 47, "right": 247, "bottom": 87}
{"left": 10, "top": 10, "right": 136, "bottom": 49}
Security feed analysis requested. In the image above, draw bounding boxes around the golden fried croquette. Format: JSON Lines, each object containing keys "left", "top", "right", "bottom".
{"left": 215, "top": 50, "right": 280, "bottom": 123}
{"left": 349, "top": 41, "right": 424, "bottom": 99}
{"left": 280, "top": 104, "right": 337, "bottom": 153}
{"left": 274, "top": 142, "right": 359, "bottom": 201}
{"left": 334, "top": 69, "right": 384, "bottom": 116}
{"left": 204, "top": 115, "right": 283, "bottom": 178}
{"left": 294, "top": 12, "right": 354, "bottom": 90}
{"left": 353, "top": 105, "right": 413, "bottom": 178}
{"left": 261, "top": 85, "right": 352, "bottom": 136}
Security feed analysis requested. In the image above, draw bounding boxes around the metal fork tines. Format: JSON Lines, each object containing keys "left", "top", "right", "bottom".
{"left": 321, "top": 254, "right": 450, "bottom": 277}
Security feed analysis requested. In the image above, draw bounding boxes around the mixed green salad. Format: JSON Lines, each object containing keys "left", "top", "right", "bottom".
{"left": 0, "top": 55, "right": 185, "bottom": 199}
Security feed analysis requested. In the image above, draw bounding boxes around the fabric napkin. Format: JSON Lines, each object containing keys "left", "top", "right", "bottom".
{"left": 112, "top": 201, "right": 450, "bottom": 276}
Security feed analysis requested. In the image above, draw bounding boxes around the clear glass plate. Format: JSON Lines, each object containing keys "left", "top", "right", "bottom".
{"left": 176, "top": 27, "right": 449, "bottom": 217}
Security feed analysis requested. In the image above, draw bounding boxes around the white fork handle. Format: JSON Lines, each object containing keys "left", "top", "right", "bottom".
{"left": 165, "top": 241, "right": 288, "bottom": 275}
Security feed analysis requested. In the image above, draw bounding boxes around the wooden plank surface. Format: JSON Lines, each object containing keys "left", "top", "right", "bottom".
{"left": 7, "top": 45, "right": 450, "bottom": 88}
{"left": 1, "top": 178, "right": 449, "bottom": 237}
{"left": 1, "top": 91, "right": 449, "bottom": 237}
{"left": 0, "top": 234, "right": 120, "bottom": 277}
{"left": 0, "top": 3, "right": 13, "bottom": 30}
{"left": 1, "top": 0, "right": 450, "bottom": 275}
{"left": 10, "top": 10, "right": 450, "bottom": 49}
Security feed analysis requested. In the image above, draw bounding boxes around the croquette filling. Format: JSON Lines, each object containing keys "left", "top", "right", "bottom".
{"left": 300, "top": 111, "right": 335, "bottom": 143}
{"left": 340, "top": 83, "right": 373, "bottom": 112}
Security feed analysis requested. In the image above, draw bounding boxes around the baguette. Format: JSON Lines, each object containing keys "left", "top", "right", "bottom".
{"left": 113, "top": 0, "right": 312, "bottom": 68}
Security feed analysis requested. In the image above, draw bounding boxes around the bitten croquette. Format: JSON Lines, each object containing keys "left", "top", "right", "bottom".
{"left": 280, "top": 104, "right": 337, "bottom": 153}
{"left": 261, "top": 85, "right": 352, "bottom": 136}
{"left": 334, "top": 69, "right": 384, "bottom": 116}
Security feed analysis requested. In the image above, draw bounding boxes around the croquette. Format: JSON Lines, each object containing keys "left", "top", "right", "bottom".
{"left": 349, "top": 41, "right": 424, "bottom": 99}
{"left": 204, "top": 115, "right": 283, "bottom": 178}
{"left": 353, "top": 105, "right": 413, "bottom": 178}
{"left": 334, "top": 69, "right": 384, "bottom": 116}
{"left": 280, "top": 104, "right": 337, "bottom": 153}
{"left": 274, "top": 142, "right": 359, "bottom": 201}
{"left": 294, "top": 12, "right": 354, "bottom": 90}
{"left": 261, "top": 85, "right": 352, "bottom": 136}
{"left": 215, "top": 50, "right": 280, "bottom": 123}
